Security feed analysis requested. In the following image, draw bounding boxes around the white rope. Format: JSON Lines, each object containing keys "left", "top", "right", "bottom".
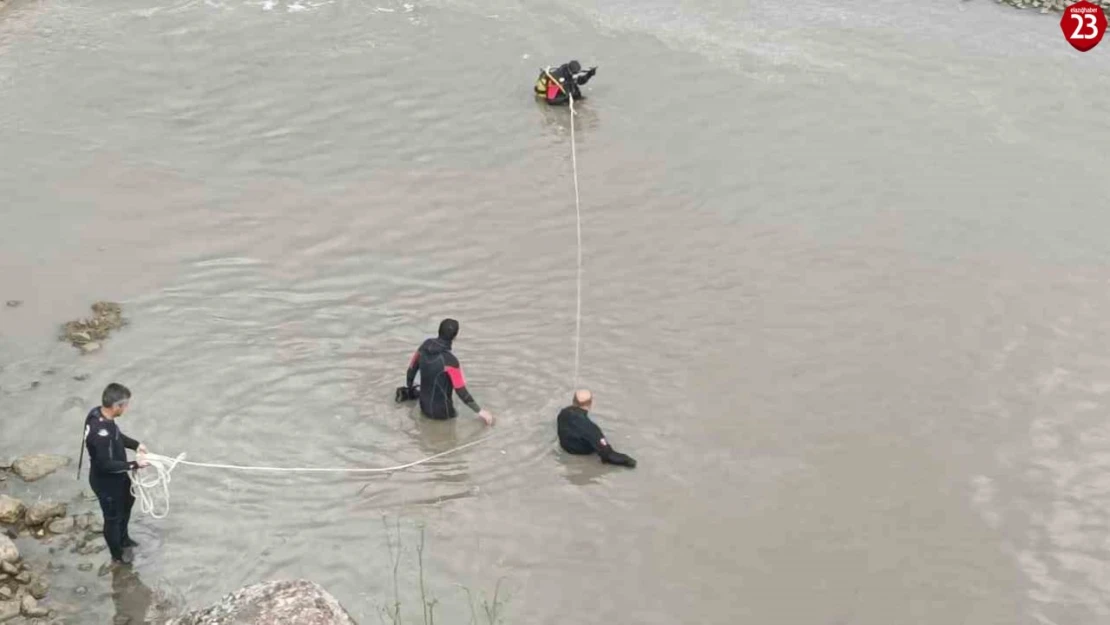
{"left": 129, "top": 437, "right": 491, "bottom": 519}
{"left": 568, "top": 89, "right": 583, "bottom": 388}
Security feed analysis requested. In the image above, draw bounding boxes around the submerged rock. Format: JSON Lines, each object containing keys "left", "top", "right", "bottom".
{"left": 61, "top": 302, "right": 127, "bottom": 350}
{"left": 4, "top": 301, "right": 20, "bottom": 308}
{"left": 11, "top": 455, "right": 70, "bottom": 483}
{"left": 28, "top": 573, "right": 49, "bottom": 600}
{"left": 0, "top": 496, "right": 24, "bottom": 524}
{"left": 46, "top": 517, "right": 74, "bottom": 535}
{"left": 167, "top": 580, "right": 358, "bottom": 625}
{"left": 25, "top": 502, "right": 66, "bottom": 527}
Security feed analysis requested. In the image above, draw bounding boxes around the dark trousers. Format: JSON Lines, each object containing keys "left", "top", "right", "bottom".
{"left": 91, "top": 476, "right": 134, "bottom": 561}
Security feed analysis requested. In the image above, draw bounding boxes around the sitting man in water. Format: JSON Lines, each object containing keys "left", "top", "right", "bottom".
{"left": 534, "top": 60, "right": 597, "bottom": 106}
{"left": 402, "top": 318, "right": 494, "bottom": 425}
{"left": 82, "top": 383, "right": 150, "bottom": 566}
{"left": 557, "top": 390, "right": 636, "bottom": 467}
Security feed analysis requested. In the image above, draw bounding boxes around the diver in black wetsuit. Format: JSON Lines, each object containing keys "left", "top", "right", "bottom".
{"left": 401, "top": 319, "right": 494, "bottom": 425}
{"left": 557, "top": 389, "right": 636, "bottom": 467}
{"left": 535, "top": 60, "right": 598, "bottom": 106}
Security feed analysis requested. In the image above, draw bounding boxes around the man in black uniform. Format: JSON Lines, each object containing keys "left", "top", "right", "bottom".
{"left": 557, "top": 389, "right": 636, "bottom": 467}
{"left": 535, "top": 60, "right": 598, "bottom": 106}
{"left": 83, "top": 383, "right": 149, "bottom": 565}
{"left": 402, "top": 319, "right": 494, "bottom": 425}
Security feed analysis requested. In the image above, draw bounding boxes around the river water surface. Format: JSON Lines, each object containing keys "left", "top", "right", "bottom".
{"left": 2, "top": 0, "right": 1110, "bottom": 623}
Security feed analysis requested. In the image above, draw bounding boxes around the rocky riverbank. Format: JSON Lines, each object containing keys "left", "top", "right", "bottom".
{"left": 2, "top": 455, "right": 358, "bottom": 625}
{"left": 1, "top": 454, "right": 87, "bottom": 623}
{"left": 998, "top": 0, "right": 1110, "bottom": 11}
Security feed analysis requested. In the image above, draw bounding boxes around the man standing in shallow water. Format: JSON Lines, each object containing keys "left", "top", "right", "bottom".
{"left": 83, "top": 383, "right": 150, "bottom": 566}
{"left": 557, "top": 390, "right": 636, "bottom": 467}
{"left": 403, "top": 318, "right": 494, "bottom": 425}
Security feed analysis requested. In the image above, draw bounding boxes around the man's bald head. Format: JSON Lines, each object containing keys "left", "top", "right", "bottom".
{"left": 572, "top": 389, "right": 593, "bottom": 408}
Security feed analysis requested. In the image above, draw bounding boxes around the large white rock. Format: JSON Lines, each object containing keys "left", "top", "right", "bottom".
{"left": 168, "top": 580, "right": 357, "bottom": 625}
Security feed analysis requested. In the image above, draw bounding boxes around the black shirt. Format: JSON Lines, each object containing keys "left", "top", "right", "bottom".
{"left": 84, "top": 407, "right": 140, "bottom": 482}
{"left": 557, "top": 406, "right": 636, "bottom": 467}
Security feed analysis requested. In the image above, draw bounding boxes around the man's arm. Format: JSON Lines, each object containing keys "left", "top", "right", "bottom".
{"left": 406, "top": 350, "right": 420, "bottom": 390}
{"left": 577, "top": 416, "right": 636, "bottom": 468}
{"left": 445, "top": 365, "right": 480, "bottom": 413}
{"left": 575, "top": 67, "right": 597, "bottom": 85}
{"left": 121, "top": 432, "right": 140, "bottom": 451}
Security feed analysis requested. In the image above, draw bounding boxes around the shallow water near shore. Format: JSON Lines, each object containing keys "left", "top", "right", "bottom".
{"left": 3, "top": 0, "right": 1110, "bottom": 623}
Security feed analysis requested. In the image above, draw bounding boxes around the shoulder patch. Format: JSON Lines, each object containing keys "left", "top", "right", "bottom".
{"left": 97, "top": 429, "right": 109, "bottom": 437}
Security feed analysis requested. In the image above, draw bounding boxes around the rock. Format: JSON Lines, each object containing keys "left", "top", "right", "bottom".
{"left": 75, "top": 585, "right": 88, "bottom": 595}
{"left": 0, "top": 496, "right": 24, "bottom": 524}
{"left": 76, "top": 543, "right": 104, "bottom": 556}
{"left": 73, "top": 374, "right": 89, "bottom": 382}
{"left": 21, "top": 594, "right": 48, "bottom": 618}
{"left": 87, "top": 517, "right": 103, "bottom": 533}
{"left": 0, "top": 563, "right": 15, "bottom": 576}
{"left": 0, "top": 599, "right": 19, "bottom": 623}
{"left": 79, "top": 342, "right": 101, "bottom": 355}
{"left": 11, "top": 456, "right": 70, "bottom": 483}
{"left": 0, "top": 459, "right": 10, "bottom": 470}
{"left": 25, "top": 502, "right": 66, "bottom": 527}
{"left": 0, "top": 535, "right": 17, "bottom": 564}
{"left": 28, "top": 574, "right": 48, "bottom": 600}
{"left": 14, "top": 572, "right": 29, "bottom": 584}
{"left": 0, "top": 589, "right": 8, "bottom": 600}
{"left": 61, "top": 302, "right": 126, "bottom": 350}
{"left": 46, "top": 517, "right": 74, "bottom": 535}
{"left": 77, "top": 564, "right": 92, "bottom": 573}
{"left": 4, "top": 301, "right": 20, "bottom": 308}
{"left": 167, "top": 580, "right": 358, "bottom": 625}
{"left": 29, "top": 381, "right": 40, "bottom": 389}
